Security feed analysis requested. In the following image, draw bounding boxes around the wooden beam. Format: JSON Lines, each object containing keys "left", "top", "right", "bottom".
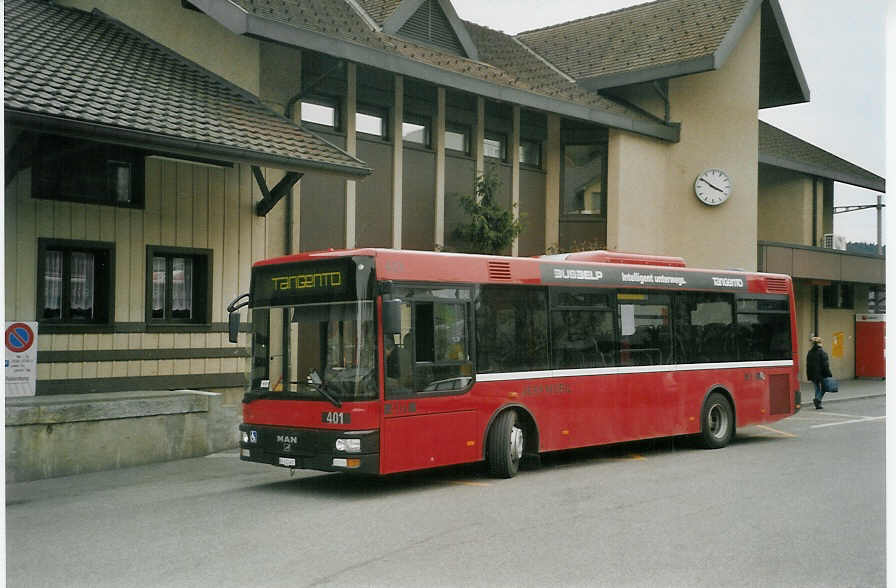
{"left": 252, "top": 166, "right": 302, "bottom": 216}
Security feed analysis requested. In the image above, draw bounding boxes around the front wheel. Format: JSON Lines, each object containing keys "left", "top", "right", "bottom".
{"left": 487, "top": 411, "right": 524, "bottom": 478}
{"left": 698, "top": 392, "right": 734, "bottom": 449}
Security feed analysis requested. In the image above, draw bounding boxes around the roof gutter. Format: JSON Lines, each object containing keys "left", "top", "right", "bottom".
{"left": 5, "top": 110, "right": 372, "bottom": 178}
{"left": 189, "top": 0, "right": 679, "bottom": 142}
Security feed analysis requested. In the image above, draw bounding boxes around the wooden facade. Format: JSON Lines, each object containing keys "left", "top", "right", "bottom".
{"left": 5, "top": 158, "right": 294, "bottom": 399}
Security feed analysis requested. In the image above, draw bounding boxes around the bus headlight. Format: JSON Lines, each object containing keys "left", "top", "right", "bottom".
{"left": 242, "top": 430, "right": 258, "bottom": 444}
{"left": 335, "top": 438, "right": 361, "bottom": 453}
{"left": 241, "top": 431, "right": 249, "bottom": 443}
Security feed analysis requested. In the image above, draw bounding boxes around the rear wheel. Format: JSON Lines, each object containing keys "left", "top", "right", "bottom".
{"left": 698, "top": 392, "right": 734, "bottom": 449}
{"left": 487, "top": 411, "right": 524, "bottom": 478}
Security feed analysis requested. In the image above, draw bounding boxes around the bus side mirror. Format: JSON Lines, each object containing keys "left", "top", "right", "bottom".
{"left": 226, "top": 293, "right": 249, "bottom": 343}
{"left": 228, "top": 311, "right": 241, "bottom": 343}
{"left": 382, "top": 300, "right": 402, "bottom": 335}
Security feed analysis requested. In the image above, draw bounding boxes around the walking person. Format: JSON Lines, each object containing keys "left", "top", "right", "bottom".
{"left": 806, "top": 336, "right": 832, "bottom": 409}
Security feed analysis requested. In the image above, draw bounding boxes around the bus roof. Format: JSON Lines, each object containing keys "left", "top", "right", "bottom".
{"left": 253, "top": 248, "right": 792, "bottom": 295}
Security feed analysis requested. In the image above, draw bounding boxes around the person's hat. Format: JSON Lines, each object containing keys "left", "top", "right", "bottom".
{"left": 810, "top": 336, "right": 823, "bottom": 343}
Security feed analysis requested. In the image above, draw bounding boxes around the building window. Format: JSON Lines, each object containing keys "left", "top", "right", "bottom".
{"left": 38, "top": 239, "right": 113, "bottom": 324}
{"left": 402, "top": 116, "right": 431, "bottom": 146}
{"left": 562, "top": 144, "right": 607, "bottom": 216}
{"left": 32, "top": 134, "right": 144, "bottom": 207}
{"left": 301, "top": 98, "right": 339, "bottom": 129}
{"left": 445, "top": 126, "right": 470, "bottom": 154}
{"left": 483, "top": 132, "right": 506, "bottom": 161}
{"left": 519, "top": 139, "right": 541, "bottom": 168}
{"left": 147, "top": 246, "right": 212, "bottom": 323}
{"left": 823, "top": 282, "right": 855, "bottom": 309}
{"left": 356, "top": 107, "right": 387, "bottom": 138}
{"left": 868, "top": 285, "right": 886, "bottom": 313}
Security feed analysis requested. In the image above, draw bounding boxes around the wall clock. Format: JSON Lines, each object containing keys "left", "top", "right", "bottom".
{"left": 694, "top": 169, "right": 731, "bottom": 206}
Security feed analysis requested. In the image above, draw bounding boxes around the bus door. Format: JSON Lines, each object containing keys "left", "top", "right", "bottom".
{"left": 380, "top": 287, "right": 479, "bottom": 474}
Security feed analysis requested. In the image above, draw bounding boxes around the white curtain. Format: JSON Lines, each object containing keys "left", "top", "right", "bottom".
{"left": 69, "top": 252, "right": 95, "bottom": 318}
{"left": 44, "top": 250, "right": 63, "bottom": 318}
{"left": 171, "top": 257, "right": 193, "bottom": 317}
{"left": 152, "top": 256, "right": 167, "bottom": 317}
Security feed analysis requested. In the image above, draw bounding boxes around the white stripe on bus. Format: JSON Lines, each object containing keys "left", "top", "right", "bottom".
{"left": 474, "top": 360, "right": 794, "bottom": 382}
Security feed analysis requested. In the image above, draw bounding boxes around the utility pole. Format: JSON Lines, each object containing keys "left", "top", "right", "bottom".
{"left": 832, "top": 194, "right": 886, "bottom": 255}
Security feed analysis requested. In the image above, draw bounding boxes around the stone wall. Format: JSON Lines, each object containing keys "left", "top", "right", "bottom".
{"left": 6, "top": 390, "right": 240, "bottom": 482}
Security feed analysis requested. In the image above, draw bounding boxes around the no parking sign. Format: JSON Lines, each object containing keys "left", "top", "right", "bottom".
{"left": 6, "top": 322, "right": 37, "bottom": 396}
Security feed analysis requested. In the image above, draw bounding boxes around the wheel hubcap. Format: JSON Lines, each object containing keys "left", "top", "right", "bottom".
{"left": 510, "top": 426, "right": 524, "bottom": 461}
{"left": 708, "top": 404, "right": 729, "bottom": 439}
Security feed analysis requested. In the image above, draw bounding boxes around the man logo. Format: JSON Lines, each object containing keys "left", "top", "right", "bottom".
{"left": 276, "top": 434, "right": 298, "bottom": 444}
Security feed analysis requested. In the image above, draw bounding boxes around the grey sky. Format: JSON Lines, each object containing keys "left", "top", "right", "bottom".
{"left": 450, "top": 0, "right": 887, "bottom": 245}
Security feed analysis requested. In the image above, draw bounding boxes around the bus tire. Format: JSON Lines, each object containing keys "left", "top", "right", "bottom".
{"left": 698, "top": 392, "right": 734, "bottom": 449}
{"left": 487, "top": 410, "right": 524, "bottom": 478}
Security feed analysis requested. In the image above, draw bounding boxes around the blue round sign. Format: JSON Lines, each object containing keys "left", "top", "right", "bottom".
{"left": 5, "top": 323, "right": 35, "bottom": 353}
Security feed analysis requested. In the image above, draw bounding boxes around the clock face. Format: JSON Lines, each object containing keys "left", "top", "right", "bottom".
{"left": 694, "top": 169, "right": 731, "bottom": 206}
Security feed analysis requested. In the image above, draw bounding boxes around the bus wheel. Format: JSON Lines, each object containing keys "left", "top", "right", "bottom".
{"left": 699, "top": 392, "right": 734, "bottom": 449}
{"left": 487, "top": 410, "right": 524, "bottom": 478}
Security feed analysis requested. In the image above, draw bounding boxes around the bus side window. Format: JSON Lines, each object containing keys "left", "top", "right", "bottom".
{"left": 617, "top": 294, "right": 671, "bottom": 366}
{"left": 476, "top": 286, "right": 549, "bottom": 373}
{"left": 673, "top": 292, "right": 736, "bottom": 364}
{"left": 551, "top": 309, "right": 613, "bottom": 369}
{"left": 385, "top": 288, "right": 473, "bottom": 398}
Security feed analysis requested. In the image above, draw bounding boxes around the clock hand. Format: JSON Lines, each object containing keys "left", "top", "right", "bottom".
{"left": 698, "top": 178, "right": 725, "bottom": 193}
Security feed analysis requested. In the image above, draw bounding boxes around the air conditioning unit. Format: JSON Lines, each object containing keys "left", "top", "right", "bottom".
{"left": 823, "top": 233, "right": 847, "bottom": 250}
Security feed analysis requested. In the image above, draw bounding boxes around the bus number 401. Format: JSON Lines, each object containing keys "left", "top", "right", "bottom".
{"left": 322, "top": 412, "right": 350, "bottom": 425}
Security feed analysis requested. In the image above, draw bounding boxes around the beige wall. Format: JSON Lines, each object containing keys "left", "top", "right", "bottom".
{"left": 758, "top": 165, "right": 814, "bottom": 245}
{"left": 608, "top": 11, "right": 761, "bottom": 271}
{"left": 59, "top": 0, "right": 261, "bottom": 95}
{"left": 793, "top": 280, "right": 869, "bottom": 382}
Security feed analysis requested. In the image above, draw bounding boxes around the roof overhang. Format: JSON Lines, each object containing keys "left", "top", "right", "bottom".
{"left": 189, "top": 0, "right": 680, "bottom": 142}
{"left": 758, "top": 0, "right": 810, "bottom": 108}
{"left": 5, "top": 110, "right": 371, "bottom": 178}
{"left": 575, "top": 0, "right": 809, "bottom": 108}
{"left": 759, "top": 153, "right": 885, "bottom": 192}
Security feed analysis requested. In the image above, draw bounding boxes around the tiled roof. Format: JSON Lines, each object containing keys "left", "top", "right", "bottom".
{"left": 759, "top": 121, "right": 884, "bottom": 192}
{"left": 465, "top": 21, "right": 656, "bottom": 121}
{"left": 355, "top": 0, "right": 403, "bottom": 25}
{"left": 227, "top": 0, "right": 668, "bottom": 128}
{"left": 3, "top": 0, "right": 370, "bottom": 176}
{"left": 516, "top": 0, "right": 747, "bottom": 84}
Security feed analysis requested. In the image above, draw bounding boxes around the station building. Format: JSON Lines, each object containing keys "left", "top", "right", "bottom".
{"left": 4, "top": 0, "right": 884, "bottom": 480}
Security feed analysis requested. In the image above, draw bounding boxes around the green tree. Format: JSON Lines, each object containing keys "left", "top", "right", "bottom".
{"left": 453, "top": 170, "right": 523, "bottom": 254}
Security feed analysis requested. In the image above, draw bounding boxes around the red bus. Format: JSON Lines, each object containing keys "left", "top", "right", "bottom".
{"left": 228, "top": 248, "right": 799, "bottom": 478}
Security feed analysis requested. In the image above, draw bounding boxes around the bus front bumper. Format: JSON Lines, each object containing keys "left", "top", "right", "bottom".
{"left": 239, "top": 424, "right": 380, "bottom": 475}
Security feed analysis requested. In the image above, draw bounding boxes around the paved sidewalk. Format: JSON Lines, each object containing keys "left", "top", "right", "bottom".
{"left": 800, "top": 378, "right": 886, "bottom": 405}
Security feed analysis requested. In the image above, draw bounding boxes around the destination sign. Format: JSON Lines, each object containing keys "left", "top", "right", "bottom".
{"left": 270, "top": 270, "right": 343, "bottom": 292}
{"left": 541, "top": 263, "right": 748, "bottom": 291}
{"left": 252, "top": 258, "right": 359, "bottom": 307}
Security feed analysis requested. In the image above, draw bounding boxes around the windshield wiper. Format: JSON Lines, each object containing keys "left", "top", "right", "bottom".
{"left": 305, "top": 370, "right": 342, "bottom": 408}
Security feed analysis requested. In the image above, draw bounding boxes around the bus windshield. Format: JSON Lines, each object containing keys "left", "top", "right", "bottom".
{"left": 249, "top": 301, "right": 377, "bottom": 402}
